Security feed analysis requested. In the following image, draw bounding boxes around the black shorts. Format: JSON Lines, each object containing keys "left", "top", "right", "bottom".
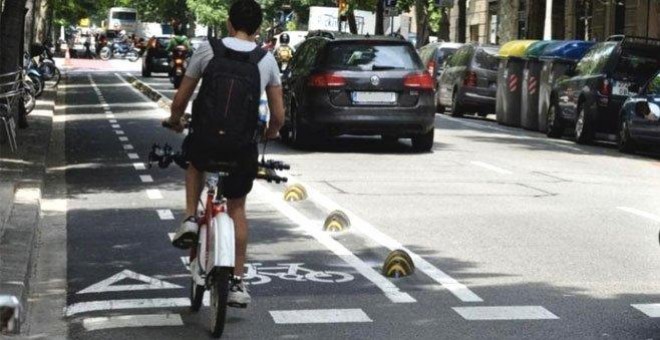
{"left": 183, "top": 135, "right": 258, "bottom": 199}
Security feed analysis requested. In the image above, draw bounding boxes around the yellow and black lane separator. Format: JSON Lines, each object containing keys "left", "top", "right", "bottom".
{"left": 323, "top": 210, "right": 351, "bottom": 232}
{"left": 283, "top": 183, "right": 308, "bottom": 202}
{"left": 382, "top": 249, "right": 415, "bottom": 278}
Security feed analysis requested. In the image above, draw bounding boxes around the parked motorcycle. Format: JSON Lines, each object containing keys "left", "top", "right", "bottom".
{"left": 31, "top": 42, "right": 61, "bottom": 87}
{"left": 23, "top": 53, "right": 44, "bottom": 99}
{"left": 100, "top": 41, "right": 140, "bottom": 62}
{"left": 169, "top": 45, "right": 189, "bottom": 89}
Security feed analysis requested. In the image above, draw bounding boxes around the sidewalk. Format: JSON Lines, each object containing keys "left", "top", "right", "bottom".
{"left": 0, "top": 83, "right": 57, "bottom": 333}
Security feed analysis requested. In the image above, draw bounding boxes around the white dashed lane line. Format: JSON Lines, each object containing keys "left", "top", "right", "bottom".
{"left": 114, "top": 130, "right": 125, "bottom": 135}
{"left": 133, "top": 162, "right": 146, "bottom": 171}
{"left": 123, "top": 144, "right": 134, "bottom": 150}
{"left": 470, "top": 161, "right": 513, "bottom": 175}
{"left": 146, "top": 189, "right": 163, "bottom": 200}
{"left": 452, "top": 306, "right": 559, "bottom": 320}
{"left": 140, "top": 175, "right": 154, "bottom": 183}
{"left": 127, "top": 153, "right": 139, "bottom": 160}
{"left": 119, "top": 136, "right": 129, "bottom": 142}
{"left": 112, "top": 124, "right": 121, "bottom": 129}
{"left": 82, "top": 314, "right": 184, "bottom": 331}
{"left": 157, "top": 209, "right": 175, "bottom": 220}
{"left": 269, "top": 309, "right": 372, "bottom": 324}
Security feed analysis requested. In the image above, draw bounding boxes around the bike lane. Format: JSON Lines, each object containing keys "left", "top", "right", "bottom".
{"left": 63, "top": 72, "right": 453, "bottom": 339}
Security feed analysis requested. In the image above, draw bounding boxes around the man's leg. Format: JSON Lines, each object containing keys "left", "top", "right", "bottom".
{"left": 227, "top": 197, "right": 248, "bottom": 277}
{"left": 185, "top": 164, "right": 205, "bottom": 217}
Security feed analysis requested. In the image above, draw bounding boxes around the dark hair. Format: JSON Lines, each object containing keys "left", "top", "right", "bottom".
{"left": 229, "top": 0, "right": 263, "bottom": 36}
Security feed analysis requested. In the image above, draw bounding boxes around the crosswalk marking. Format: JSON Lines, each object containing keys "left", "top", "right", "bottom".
{"left": 127, "top": 153, "right": 139, "bottom": 160}
{"left": 83, "top": 314, "right": 183, "bottom": 331}
{"left": 452, "top": 306, "right": 559, "bottom": 320}
{"left": 270, "top": 309, "right": 372, "bottom": 324}
{"left": 133, "top": 162, "right": 146, "bottom": 170}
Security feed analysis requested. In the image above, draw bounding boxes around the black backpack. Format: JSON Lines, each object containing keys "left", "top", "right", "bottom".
{"left": 190, "top": 39, "right": 266, "bottom": 161}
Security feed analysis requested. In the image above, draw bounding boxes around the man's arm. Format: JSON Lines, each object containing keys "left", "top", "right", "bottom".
{"left": 265, "top": 85, "right": 284, "bottom": 139}
{"left": 166, "top": 76, "right": 199, "bottom": 132}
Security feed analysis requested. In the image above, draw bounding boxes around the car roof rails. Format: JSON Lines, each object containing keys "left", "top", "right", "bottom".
{"left": 606, "top": 35, "right": 625, "bottom": 42}
{"left": 617, "top": 35, "right": 660, "bottom": 49}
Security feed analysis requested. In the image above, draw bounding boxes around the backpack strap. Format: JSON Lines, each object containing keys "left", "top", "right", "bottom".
{"left": 209, "top": 38, "right": 227, "bottom": 58}
{"left": 248, "top": 47, "right": 267, "bottom": 65}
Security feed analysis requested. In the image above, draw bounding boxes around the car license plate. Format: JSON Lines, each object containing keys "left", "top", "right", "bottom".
{"left": 612, "top": 81, "right": 631, "bottom": 96}
{"left": 352, "top": 92, "right": 397, "bottom": 105}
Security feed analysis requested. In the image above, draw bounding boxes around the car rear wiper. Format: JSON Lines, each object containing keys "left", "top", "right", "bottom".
{"left": 372, "top": 65, "right": 400, "bottom": 70}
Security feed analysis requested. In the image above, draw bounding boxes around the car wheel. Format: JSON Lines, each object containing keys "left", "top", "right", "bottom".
{"left": 291, "top": 104, "right": 314, "bottom": 149}
{"left": 450, "top": 90, "right": 463, "bottom": 117}
{"left": 618, "top": 117, "right": 636, "bottom": 154}
{"left": 574, "top": 105, "right": 593, "bottom": 144}
{"left": 435, "top": 86, "right": 445, "bottom": 113}
{"left": 411, "top": 129, "right": 434, "bottom": 152}
{"left": 477, "top": 112, "right": 489, "bottom": 118}
{"left": 546, "top": 103, "right": 563, "bottom": 138}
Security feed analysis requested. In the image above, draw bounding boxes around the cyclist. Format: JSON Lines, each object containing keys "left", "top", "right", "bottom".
{"left": 163, "top": 0, "right": 284, "bottom": 308}
{"left": 167, "top": 23, "right": 191, "bottom": 53}
{"left": 274, "top": 33, "right": 294, "bottom": 71}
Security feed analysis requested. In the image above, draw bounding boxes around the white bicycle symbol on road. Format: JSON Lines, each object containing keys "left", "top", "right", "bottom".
{"left": 244, "top": 263, "right": 354, "bottom": 285}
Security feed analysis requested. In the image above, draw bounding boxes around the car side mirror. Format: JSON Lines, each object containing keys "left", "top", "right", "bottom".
{"left": 635, "top": 101, "right": 650, "bottom": 117}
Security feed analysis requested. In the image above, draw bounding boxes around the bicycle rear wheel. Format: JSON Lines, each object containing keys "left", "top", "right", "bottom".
{"left": 210, "top": 268, "right": 231, "bottom": 338}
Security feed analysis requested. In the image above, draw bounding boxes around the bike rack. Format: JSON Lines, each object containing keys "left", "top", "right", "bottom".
{"left": 0, "top": 70, "right": 24, "bottom": 153}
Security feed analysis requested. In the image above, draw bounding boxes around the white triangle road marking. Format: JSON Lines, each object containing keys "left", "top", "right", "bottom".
{"left": 77, "top": 269, "right": 183, "bottom": 294}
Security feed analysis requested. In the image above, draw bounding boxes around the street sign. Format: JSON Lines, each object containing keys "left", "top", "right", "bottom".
{"left": 384, "top": 0, "right": 397, "bottom": 8}
{"left": 384, "top": 8, "right": 400, "bottom": 17}
{"left": 434, "top": 0, "right": 454, "bottom": 7}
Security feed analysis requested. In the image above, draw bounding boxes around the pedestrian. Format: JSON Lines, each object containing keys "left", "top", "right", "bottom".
{"left": 162, "top": 0, "right": 284, "bottom": 308}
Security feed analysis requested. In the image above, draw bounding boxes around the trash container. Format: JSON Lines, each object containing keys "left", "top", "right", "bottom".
{"left": 495, "top": 40, "right": 538, "bottom": 127}
{"left": 537, "top": 40, "right": 595, "bottom": 132}
{"left": 521, "top": 41, "right": 559, "bottom": 131}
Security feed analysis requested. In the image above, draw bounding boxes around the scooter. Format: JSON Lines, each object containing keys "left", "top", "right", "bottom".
{"left": 169, "top": 45, "right": 189, "bottom": 89}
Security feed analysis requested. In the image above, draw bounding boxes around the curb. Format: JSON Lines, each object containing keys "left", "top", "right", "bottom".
{"left": 123, "top": 74, "right": 173, "bottom": 111}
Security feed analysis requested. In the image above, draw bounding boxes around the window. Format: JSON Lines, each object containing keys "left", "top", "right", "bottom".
{"left": 575, "top": 43, "right": 615, "bottom": 75}
{"left": 321, "top": 43, "right": 421, "bottom": 71}
{"left": 615, "top": 50, "right": 660, "bottom": 82}
{"left": 470, "top": 25, "right": 479, "bottom": 43}
{"left": 472, "top": 48, "right": 499, "bottom": 71}
{"left": 112, "top": 12, "right": 137, "bottom": 21}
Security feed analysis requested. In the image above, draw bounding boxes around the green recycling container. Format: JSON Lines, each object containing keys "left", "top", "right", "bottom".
{"left": 495, "top": 40, "right": 538, "bottom": 127}
{"left": 521, "top": 41, "right": 559, "bottom": 131}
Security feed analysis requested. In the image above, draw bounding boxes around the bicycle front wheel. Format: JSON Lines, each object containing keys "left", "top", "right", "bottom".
{"left": 209, "top": 268, "right": 231, "bottom": 338}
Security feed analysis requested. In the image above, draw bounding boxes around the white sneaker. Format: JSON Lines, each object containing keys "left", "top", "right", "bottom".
{"left": 172, "top": 216, "right": 198, "bottom": 249}
{"left": 228, "top": 277, "right": 251, "bottom": 308}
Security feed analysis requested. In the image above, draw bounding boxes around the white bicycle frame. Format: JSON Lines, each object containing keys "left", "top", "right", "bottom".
{"left": 191, "top": 173, "right": 236, "bottom": 287}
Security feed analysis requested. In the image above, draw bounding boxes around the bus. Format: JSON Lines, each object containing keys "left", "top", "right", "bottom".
{"left": 107, "top": 7, "right": 138, "bottom": 33}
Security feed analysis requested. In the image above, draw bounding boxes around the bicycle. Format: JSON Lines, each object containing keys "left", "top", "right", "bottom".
{"left": 150, "top": 118, "right": 289, "bottom": 338}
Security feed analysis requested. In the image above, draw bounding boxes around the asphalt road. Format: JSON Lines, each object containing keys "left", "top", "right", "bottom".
{"left": 40, "top": 61, "right": 660, "bottom": 339}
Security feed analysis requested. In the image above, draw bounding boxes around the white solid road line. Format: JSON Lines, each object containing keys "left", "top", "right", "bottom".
{"left": 298, "top": 184, "right": 483, "bottom": 303}
{"left": 618, "top": 207, "right": 660, "bottom": 223}
{"left": 470, "top": 161, "right": 513, "bottom": 175}
{"left": 140, "top": 175, "right": 154, "bottom": 183}
{"left": 127, "top": 153, "right": 139, "bottom": 160}
{"left": 254, "top": 183, "right": 416, "bottom": 304}
{"left": 133, "top": 162, "right": 145, "bottom": 170}
{"left": 146, "top": 189, "right": 163, "bottom": 200}
{"left": 65, "top": 297, "right": 208, "bottom": 317}
{"left": 83, "top": 314, "right": 184, "bottom": 331}
{"left": 269, "top": 309, "right": 372, "bottom": 324}
{"left": 157, "top": 209, "right": 175, "bottom": 220}
{"left": 632, "top": 304, "right": 660, "bottom": 317}
{"left": 452, "top": 306, "right": 559, "bottom": 320}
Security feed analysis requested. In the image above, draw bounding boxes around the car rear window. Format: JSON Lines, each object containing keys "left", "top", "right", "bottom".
{"left": 472, "top": 48, "right": 498, "bottom": 71}
{"left": 322, "top": 42, "right": 422, "bottom": 71}
{"left": 614, "top": 50, "right": 660, "bottom": 82}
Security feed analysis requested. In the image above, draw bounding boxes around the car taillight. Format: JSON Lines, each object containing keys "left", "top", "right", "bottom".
{"left": 404, "top": 72, "right": 434, "bottom": 90}
{"left": 427, "top": 60, "right": 436, "bottom": 76}
{"left": 464, "top": 71, "right": 478, "bottom": 87}
{"left": 599, "top": 78, "right": 611, "bottom": 96}
{"left": 308, "top": 73, "right": 346, "bottom": 88}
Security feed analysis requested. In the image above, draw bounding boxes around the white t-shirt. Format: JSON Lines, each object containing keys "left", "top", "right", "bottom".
{"left": 185, "top": 37, "right": 281, "bottom": 94}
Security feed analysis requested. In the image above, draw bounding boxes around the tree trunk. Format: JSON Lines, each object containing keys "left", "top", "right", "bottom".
{"left": 33, "top": 0, "right": 50, "bottom": 43}
{"left": 375, "top": 0, "right": 384, "bottom": 35}
{"left": 415, "top": 1, "right": 430, "bottom": 48}
{"left": 438, "top": 7, "right": 450, "bottom": 41}
{"left": 24, "top": 0, "right": 35, "bottom": 51}
{"left": 0, "top": 0, "right": 28, "bottom": 74}
{"left": 498, "top": 0, "right": 519, "bottom": 43}
{"left": 347, "top": 11, "right": 358, "bottom": 34}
